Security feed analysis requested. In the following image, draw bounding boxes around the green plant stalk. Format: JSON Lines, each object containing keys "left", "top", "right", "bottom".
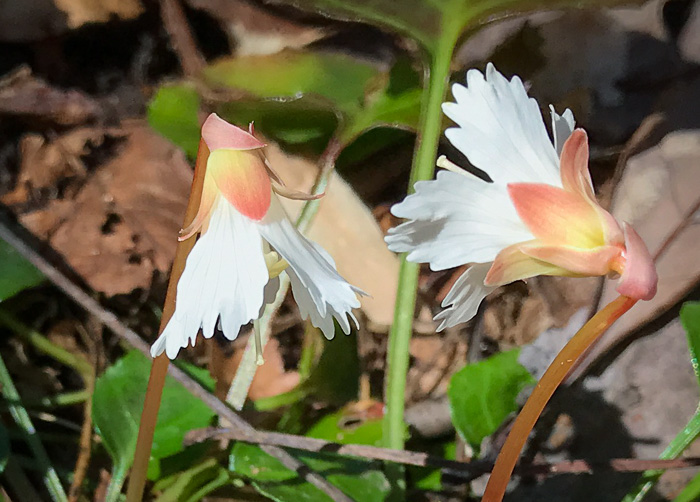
{"left": 382, "top": 38, "right": 455, "bottom": 451}
{"left": 105, "top": 463, "right": 128, "bottom": 502}
{"left": 0, "top": 309, "right": 92, "bottom": 378}
{"left": 0, "top": 353, "right": 67, "bottom": 502}
{"left": 622, "top": 410, "right": 700, "bottom": 502}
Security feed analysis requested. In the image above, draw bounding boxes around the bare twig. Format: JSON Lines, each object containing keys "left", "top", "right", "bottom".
{"left": 652, "top": 195, "right": 700, "bottom": 263}
{"left": 186, "top": 426, "right": 700, "bottom": 479}
{"left": 68, "top": 319, "right": 100, "bottom": 502}
{"left": 159, "top": 0, "right": 205, "bottom": 77}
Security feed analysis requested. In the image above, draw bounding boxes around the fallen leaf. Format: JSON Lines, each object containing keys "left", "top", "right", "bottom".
{"left": 10, "top": 122, "right": 192, "bottom": 296}
{"left": 187, "top": 0, "right": 328, "bottom": 56}
{"left": 52, "top": 0, "right": 143, "bottom": 29}
{"left": 0, "top": 68, "right": 101, "bottom": 126}
{"left": 228, "top": 338, "right": 300, "bottom": 401}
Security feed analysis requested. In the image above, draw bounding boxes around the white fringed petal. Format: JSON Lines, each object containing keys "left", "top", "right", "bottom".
{"left": 550, "top": 105, "right": 575, "bottom": 155}
{"left": 386, "top": 170, "right": 533, "bottom": 269}
{"left": 259, "top": 196, "right": 363, "bottom": 340}
{"left": 151, "top": 198, "right": 269, "bottom": 359}
{"left": 442, "top": 63, "right": 561, "bottom": 187}
{"left": 434, "top": 262, "right": 496, "bottom": 331}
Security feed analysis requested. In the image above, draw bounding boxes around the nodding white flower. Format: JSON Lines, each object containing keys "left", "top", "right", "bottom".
{"left": 152, "top": 114, "right": 364, "bottom": 359}
{"left": 385, "top": 64, "right": 657, "bottom": 330}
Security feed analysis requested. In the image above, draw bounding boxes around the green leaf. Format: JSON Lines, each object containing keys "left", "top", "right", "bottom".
{"left": 152, "top": 458, "right": 230, "bottom": 502}
{"left": 92, "top": 352, "right": 216, "bottom": 492}
{"left": 265, "top": 0, "right": 635, "bottom": 56}
{"left": 204, "top": 51, "right": 379, "bottom": 113}
{"left": 230, "top": 442, "right": 390, "bottom": 502}
{"left": 306, "top": 410, "right": 383, "bottom": 446}
{"left": 0, "top": 239, "right": 44, "bottom": 302}
{"left": 448, "top": 349, "right": 535, "bottom": 448}
{"left": 148, "top": 84, "right": 202, "bottom": 159}
{"left": 0, "top": 421, "right": 10, "bottom": 474}
{"left": 681, "top": 302, "right": 700, "bottom": 385}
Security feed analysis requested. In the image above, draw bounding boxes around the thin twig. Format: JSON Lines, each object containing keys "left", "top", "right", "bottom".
{"left": 652, "top": 195, "right": 700, "bottom": 263}
{"left": 159, "top": 0, "right": 205, "bottom": 77}
{"left": 68, "top": 319, "right": 100, "bottom": 502}
{"left": 187, "top": 426, "right": 700, "bottom": 478}
{"left": 0, "top": 213, "right": 352, "bottom": 502}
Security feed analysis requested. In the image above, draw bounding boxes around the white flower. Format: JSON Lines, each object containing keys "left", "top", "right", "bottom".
{"left": 152, "top": 114, "right": 364, "bottom": 359}
{"left": 385, "top": 64, "right": 656, "bottom": 330}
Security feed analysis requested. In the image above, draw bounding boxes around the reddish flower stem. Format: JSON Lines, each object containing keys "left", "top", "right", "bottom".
{"left": 125, "top": 139, "right": 210, "bottom": 502}
{"left": 482, "top": 294, "right": 637, "bottom": 502}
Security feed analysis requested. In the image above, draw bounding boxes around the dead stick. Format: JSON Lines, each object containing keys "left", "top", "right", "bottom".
{"left": 160, "top": 0, "right": 205, "bottom": 77}
{"left": 187, "top": 426, "right": 700, "bottom": 478}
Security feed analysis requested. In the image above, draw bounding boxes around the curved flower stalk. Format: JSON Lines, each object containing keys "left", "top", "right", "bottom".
{"left": 151, "top": 114, "right": 364, "bottom": 359}
{"left": 385, "top": 63, "right": 657, "bottom": 329}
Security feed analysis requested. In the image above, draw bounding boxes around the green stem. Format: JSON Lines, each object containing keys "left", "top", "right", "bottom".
{"left": 0, "top": 353, "right": 67, "bottom": 502}
{"left": 105, "top": 463, "right": 129, "bottom": 502}
{"left": 0, "top": 309, "right": 92, "bottom": 378}
{"left": 621, "top": 410, "right": 700, "bottom": 502}
{"left": 382, "top": 39, "right": 455, "bottom": 451}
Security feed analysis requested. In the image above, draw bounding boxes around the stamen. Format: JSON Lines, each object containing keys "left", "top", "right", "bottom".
{"left": 436, "top": 155, "right": 470, "bottom": 176}
{"left": 264, "top": 251, "right": 289, "bottom": 278}
{"left": 253, "top": 319, "right": 264, "bottom": 366}
{"left": 272, "top": 183, "right": 325, "bottom": 201}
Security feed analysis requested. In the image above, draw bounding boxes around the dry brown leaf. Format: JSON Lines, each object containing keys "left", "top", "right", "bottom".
{"left": 570, "top": 130, "right": 700, "bottom": 380}
{"left": 0, "top": 68, "right": 101, "bottom": 126}
{"left": 11, "top": 121, "right": 192, "bottom": 296}
{"left": 264, "top": 144, "right": 399, "bottom": 327}
{"left": 2, "top": 129, "right": 101, "bottom": 207}
{"left": 187, "top": 0, "right": 327, "bottom": 56}
{"left": 52, "top": 0, "right": 143, "bottom": 28}
{"left": 229, "top": 338, "right": 300, "bottom": 401}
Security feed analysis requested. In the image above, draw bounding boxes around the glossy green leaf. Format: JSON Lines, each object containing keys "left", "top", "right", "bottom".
{"left": 0, "top": 238, "right": 44, "bottom": 302}
{"left": 204, "top": 51, "right": 379, "bottom": 112}
{"left": 148, "top": 84, "right": 202, "bottom": 158}
{"left": 681, "top": 302, "right": 700, "bottom": 385}
{"left": 92, "top": 352, "right": 216, "bottom": 493}
{"left": 230, "top": 442, "right": 390, "bottom": 502}
{"left": 265, "top": 0, "right": 636, "bottom": 56}
{"left": 448, "top": 349, "right": 535, "bottom": 448}
{"left": 152, "top": 458, "right": 230, "bottom": 502}
{"left": 306, "top": 410, "right": 383, "bottom": 446}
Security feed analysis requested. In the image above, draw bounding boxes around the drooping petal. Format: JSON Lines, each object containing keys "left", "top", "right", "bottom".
{"left": 258, "top": 195, "right": 364, "bottom": 339}
{"left": 179, "top": 173, "right": 218, "bottom": 241}
{"left": 442, "top": 63, "right": 561, "bottom": 186}
{"left": 151, "top": 198, "right": 269, "bottom": 359}
{"left": 386, "top": 170, "right": 533, "bottom": 270}
{"left": 435, "top": 262, "right": 496, "bottom": 330}
{"left": 485, "top": 242, "right": 570, "bottom": 286}
{"left": 616, "top": 223, "right": 657, "bottom": 301}
{"left": 519, "top": 242, "right": 622, "bottom": 276}
{"left": 550, "top": 105, "right": 575, "bottom": 155}
{"left": 201, "top": 113, "right": 266, "bottom": 151}
{"left": 207, "top": 149, "right": 271, "bottom": 221}
{"left": 559, "top": 129, "right": 595, "bottom": 201}
{"left": 508, "top": 183, "right": 605, "bottom": 249}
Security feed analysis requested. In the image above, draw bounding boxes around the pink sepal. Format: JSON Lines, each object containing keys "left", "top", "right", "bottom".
{"left": 202, "top": 113, "right": 266, "bottom": 151}
{"left": 616, "top": 223, "right": 657, "bottom": 301}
